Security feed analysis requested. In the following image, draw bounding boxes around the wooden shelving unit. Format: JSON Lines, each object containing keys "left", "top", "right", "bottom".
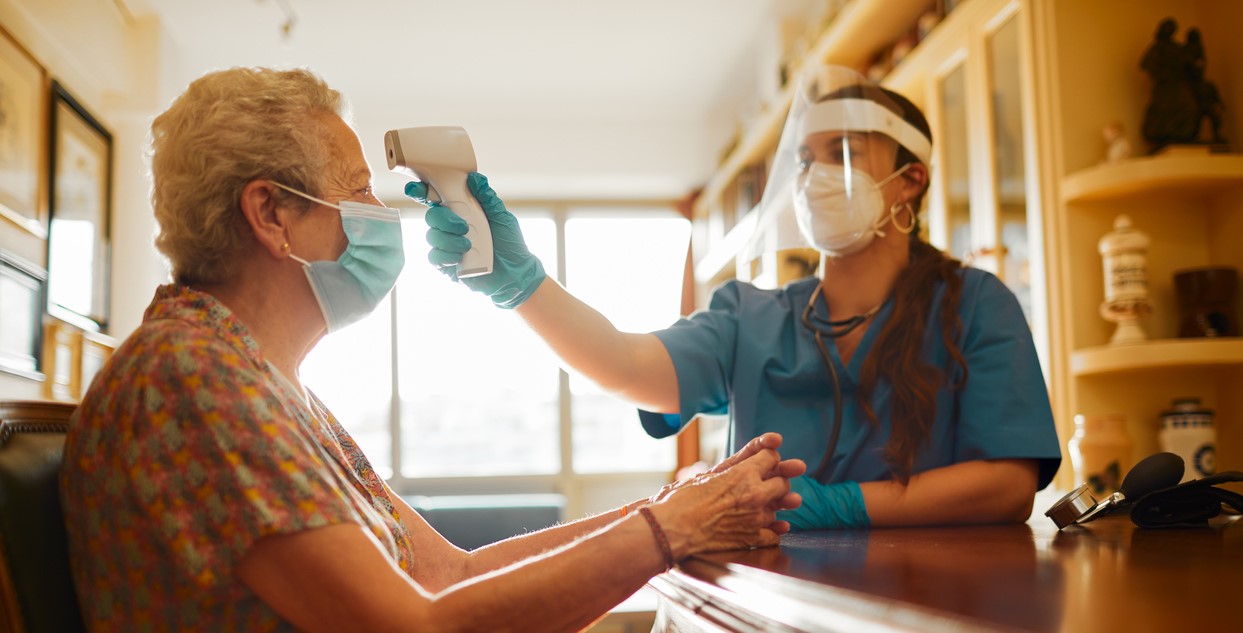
{"left": 1044, "top": 0, "right": 1243, "bottom": 484}
{"left": 692, "top": 210, "right": 757, "bottom": 285}
{"left": 1071, "top": 338, "right": 1243, "bottom": 376}
{"left": 1061, "top": 152, "right": 1243, "bottom": 203}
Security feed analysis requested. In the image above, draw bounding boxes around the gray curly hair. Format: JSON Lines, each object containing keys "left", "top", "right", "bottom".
{"left": 149, "top": 67, "right": 348, "bottom": 284}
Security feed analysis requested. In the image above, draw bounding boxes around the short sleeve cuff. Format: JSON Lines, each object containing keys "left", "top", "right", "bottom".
{"left": 638, "top": 410, "right": 682, "bottom": 438}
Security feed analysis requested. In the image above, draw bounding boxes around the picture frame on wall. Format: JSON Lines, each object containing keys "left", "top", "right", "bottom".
{"left": 0, "top": 250, "right": 47, "bottom": 380}
{"left": 38, "top": 313, "right": 116, "bottom": 402}
{"left": 79, "top": 329, "right": 115, "bottom": 394}
{"left": 48, "top": 80, "right": 112, "bottom": 332}
{"left": 0, "top": 26, "right": 49, "bottom": 238}
{"left": 40, "top": 315, "right": 80, "bottom": 401}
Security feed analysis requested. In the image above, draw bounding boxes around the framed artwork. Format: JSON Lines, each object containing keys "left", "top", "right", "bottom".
{"left": 39, "top": 315, "right": 115, "bottom": 402}
{"left": 40, "top": 315, "right": 80, "bottom": 401}
{"left": 47, "top": 81, "right": 112, "bottom": 331}
{"left": 0, "top": 26, "right": 49, "bottom": 237}
{"left": 79, "top": 329, "right": 116, "bottom": 396}
{"left": 0, "top": 250, "right": 46, "bottom": 380}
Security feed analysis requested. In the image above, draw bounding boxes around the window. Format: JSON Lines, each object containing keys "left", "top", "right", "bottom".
{"left": 565, "top": 214, "right": 691, "bottom": 473}
{"left": 302, "top": 203, "right": 689, "bottom": 500}
{"left": 397, "top": 215, "right": 562, "bottom": 478}
{"left": 299, "top": 295, "right": 393, "bottom": 475}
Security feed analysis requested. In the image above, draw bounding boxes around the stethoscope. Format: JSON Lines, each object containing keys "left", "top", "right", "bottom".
{"left": 800, "top": 284, "right": 881, "bottom": 481}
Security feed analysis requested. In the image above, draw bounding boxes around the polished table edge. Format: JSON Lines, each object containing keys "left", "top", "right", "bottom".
{"left": 648, "top": 554, "right": 1007, "bottom": 633}
{"left": 647, "top": 514, "right": 1243, "bottom": 633}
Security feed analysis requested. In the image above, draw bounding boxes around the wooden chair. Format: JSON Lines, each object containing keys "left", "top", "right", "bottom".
{"left": 0, "top": 400, "right": 84, "bottom": 633}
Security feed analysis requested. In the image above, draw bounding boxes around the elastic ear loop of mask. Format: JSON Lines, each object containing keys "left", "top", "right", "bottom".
{"left": 268, "top": 180, "right": 339, "bottom": 210}
{"left": 268, "top": 180, "right": 352, "bottom": 269}
{"left": 865, "top": 164, "right": 913, "bottom": 239}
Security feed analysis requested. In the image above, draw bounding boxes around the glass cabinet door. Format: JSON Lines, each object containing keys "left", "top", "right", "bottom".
{"left": 937, "top": 62, "right": 974, "bottom": 264}
{"left": 918, "top": 2, "right": 1047, "bottom": 369}
{"left": 925, "top": 4, "right": 1042, "bottom": 326}
{"left": 988, "top": 13, "right": 1034, "bottom": 321}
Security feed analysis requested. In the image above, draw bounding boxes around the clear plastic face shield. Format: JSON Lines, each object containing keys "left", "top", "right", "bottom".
{"left": 742, "top": 65, "right": 932, "bottom": 262}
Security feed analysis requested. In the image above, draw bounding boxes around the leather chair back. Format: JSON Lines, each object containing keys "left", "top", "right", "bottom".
{"left": 0, "top": 400, "right": 84, "bottom": 633}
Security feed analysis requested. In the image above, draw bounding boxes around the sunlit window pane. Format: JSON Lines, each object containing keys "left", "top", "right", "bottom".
{"left": 47, "top": 219, "right": 95, "bottom": 317}
{"left": 397, "top": 214, "right": 561, "bottom": 477}
{"left": 301, "top": 296, "right": 393, "bottom": 478}
{"left": 566, "top": 214, "right": 687, "bottom": 473}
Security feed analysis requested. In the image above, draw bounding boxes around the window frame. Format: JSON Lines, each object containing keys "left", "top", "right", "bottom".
{"left": 380, "top": 198, "right": 687, "bottom": 517}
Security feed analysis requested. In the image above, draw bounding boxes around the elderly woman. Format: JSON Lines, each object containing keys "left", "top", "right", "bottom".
{"left": 59, "top": 67, "right": 803, "bottom": 632}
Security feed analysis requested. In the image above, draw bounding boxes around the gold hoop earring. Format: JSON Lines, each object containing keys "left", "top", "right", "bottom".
{"left": 891, "top": 202, "right": 917, "bottom": 235}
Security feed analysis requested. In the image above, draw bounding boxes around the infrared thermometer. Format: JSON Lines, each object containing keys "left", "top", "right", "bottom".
{"left": 384, "top": 126, "right": 493, "bottom": 277}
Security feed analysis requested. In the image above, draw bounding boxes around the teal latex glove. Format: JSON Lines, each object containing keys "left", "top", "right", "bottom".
{"left": 407, "top": 172, "right": 546, "bottom": 309}
{"left": 776, "top": 476, "right": 870, "bottom": 531}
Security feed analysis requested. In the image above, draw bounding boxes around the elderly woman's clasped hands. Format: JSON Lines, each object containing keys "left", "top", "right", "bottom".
{"left": 633, "top": 433, "right": 806, "bottom": 560}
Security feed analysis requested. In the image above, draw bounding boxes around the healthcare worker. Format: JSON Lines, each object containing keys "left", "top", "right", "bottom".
{"left": 413, "top": 65, "right": 1061, "bottom": 530}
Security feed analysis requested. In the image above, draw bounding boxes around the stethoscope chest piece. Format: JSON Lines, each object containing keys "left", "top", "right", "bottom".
{"left": 1044, "top": 483, "right": 1099, "bottom": 529}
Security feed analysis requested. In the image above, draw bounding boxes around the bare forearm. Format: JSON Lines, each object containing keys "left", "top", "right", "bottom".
{"left": 860, "top": 459, "right": 1039, "bottom": 526}
{"left": 435, "top": 445, "right": 796, "bottom": 630}
{"left": 515, "top": 277, "right": 678, "bottom": 412}
{"left": 435, "top": 513, "right": 667, "bottom": 633}
{"left": 464, "top": 504, "right": 636, "bottom": 576}
{"left": 239, "top": 519, "right": 666, "bottom": 633}
{"left": 244, "top": 444, "right": 794, "bottom": 632}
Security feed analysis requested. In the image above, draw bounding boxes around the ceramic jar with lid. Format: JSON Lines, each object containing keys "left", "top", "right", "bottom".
{"left": 1097, "top": 215, "right": 1151, "bottom": 344}
{"left": 1159, "top": 397, "right": 1216, "bottom": 482}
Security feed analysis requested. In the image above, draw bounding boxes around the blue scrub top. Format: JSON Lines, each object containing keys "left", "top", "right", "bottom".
{"left": 639, "top": 269, "right": 1061, "bottom": 489}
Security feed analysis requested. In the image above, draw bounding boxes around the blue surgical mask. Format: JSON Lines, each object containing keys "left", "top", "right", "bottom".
{"left": 270, "top": 181, "right": 405, "bottom": 332}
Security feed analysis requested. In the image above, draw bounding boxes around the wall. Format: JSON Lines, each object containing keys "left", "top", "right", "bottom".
{"left": 0, "top": 0, "right": 173, "bottom": 399}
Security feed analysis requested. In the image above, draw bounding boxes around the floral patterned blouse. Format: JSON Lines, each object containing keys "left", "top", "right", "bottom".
{"left": 60, "top": 284, "right": 416, "bottom": 632}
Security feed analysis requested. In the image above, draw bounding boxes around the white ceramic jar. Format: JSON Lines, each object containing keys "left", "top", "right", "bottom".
{"left": 1159, "top": 397, "right": 1216, "bottom": 482}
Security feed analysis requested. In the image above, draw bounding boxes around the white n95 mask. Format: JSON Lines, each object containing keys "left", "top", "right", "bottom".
{"left": 793, "top": 162, "right": 910, "bottom": 257}
{"left": 270, "top": 181, "right": 405, "bottom": 332}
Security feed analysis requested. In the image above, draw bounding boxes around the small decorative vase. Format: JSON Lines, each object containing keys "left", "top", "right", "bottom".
{"left": 1174, "top": 266, "right": 1238, "bottom": 337}
{"left": 1159, "top": 397, "right": 1216, "bottom": 482}
{"left": 1097, "top": 215, "right": 1151, "bottom": 344}
{"left": 1068, "top": 414, "right": 1133, "bottom": 496}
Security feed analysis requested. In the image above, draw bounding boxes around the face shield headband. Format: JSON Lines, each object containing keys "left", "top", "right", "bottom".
{"left": 799, "top": 98, "right": 932, "bottom": 166}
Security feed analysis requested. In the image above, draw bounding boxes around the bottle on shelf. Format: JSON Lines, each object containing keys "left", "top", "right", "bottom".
{"left": 1068, "top": 413, "right": 1133, "bottom": 496}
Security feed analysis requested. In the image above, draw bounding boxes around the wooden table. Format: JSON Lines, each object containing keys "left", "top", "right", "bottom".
{"left": 648, "top": 514, "right": 1241, "bottom": 632}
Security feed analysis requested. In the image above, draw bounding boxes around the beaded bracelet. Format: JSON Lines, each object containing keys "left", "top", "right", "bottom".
{"left": 638, "top": 506, "right": 675, "bottom": 571}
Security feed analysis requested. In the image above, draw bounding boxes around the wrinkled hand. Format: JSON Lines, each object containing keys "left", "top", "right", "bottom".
{"left": 651, "top": 437, "right": 805, "bottom": 559}
{"left": 406, "top": 172, "right": 546, "bottom": 309}
{"left": 651, "top": 433, "right": 805, "bottom": 508}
